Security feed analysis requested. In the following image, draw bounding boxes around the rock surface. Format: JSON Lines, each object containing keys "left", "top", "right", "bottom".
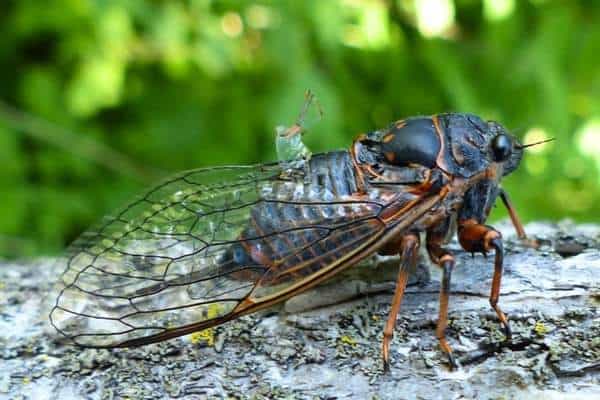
{"left": 1, "top": 221, "right": 599, "bottom": 400}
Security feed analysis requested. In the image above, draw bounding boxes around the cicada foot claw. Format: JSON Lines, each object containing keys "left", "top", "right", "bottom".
{"left": 490, "top": 299, "right": 512, "bottom": 343}
{"left": 382, "top": 344, "right": 390, "bottom": 373}
{"left": 383, "top": 358, "right": 391, "bottom": 374}
{"left": 382, "top": 332, "right": 392, "bottom": 374}
{"left": 438, "top": 337, "right": 460, "bottom": 370}
{"left": 447, "top": 351, "right": 460, "bottom": 371}
{"left": 501, "top": 319, "right": 513, "bottom": 343}
{"left": 519, "top": 237, "right": 540, "bottom": 249}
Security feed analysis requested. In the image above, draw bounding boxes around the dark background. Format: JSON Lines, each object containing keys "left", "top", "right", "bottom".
{"left": 0, "top": 0, "right": 598, "bottom": 257}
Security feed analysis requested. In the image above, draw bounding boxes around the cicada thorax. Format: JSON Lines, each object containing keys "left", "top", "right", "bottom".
{"left": 379, "top": 118, "right": 441, "bottom": 168}
{"left": 359, "top": 114, "right": 502, "bottom": 179}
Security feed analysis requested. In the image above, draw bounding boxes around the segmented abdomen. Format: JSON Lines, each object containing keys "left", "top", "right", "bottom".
{"left": 223, "top": 151, "right": 382, "bottom": 285}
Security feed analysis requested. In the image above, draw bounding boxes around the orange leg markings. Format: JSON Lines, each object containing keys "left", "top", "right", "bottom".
{"left": 426, "top": 222, "right": 459, "bottom": 369}
{"left": 382, "top": 233, "right": 419, "bottom": 372}
{"left": 498, "top": 189, "right": 538, "bottom": 248}
{"left": 498, "top": 189, "right": 525, "bottom": 238}
{"left": 488, "top": 237, "right": 511, "bottom": 340}
{"left": 458, "top": 220, "right": 512, "bottom": 341}
{"left": 436, "top": 254, "right": 457, "bottom": 369}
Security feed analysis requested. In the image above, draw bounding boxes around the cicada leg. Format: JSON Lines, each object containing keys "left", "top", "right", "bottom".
{"left": 458, "top": 219, "right": 512, "bottom": 341}
{"left": 382, "top": 233, "right": 420, "bottom": 372}
{"left": 498, "top": 189, "right": 538, "bottom": 248}
{"left": 426, "top": 227, "right": 458, "bottom": 369}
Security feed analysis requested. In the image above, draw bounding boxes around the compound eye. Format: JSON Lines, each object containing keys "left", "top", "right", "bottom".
{"left": 491, "top": 134, "right": 512, "bottom": 162}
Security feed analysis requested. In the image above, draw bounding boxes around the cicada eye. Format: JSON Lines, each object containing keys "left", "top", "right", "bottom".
{"left": 491, "top": 134, "right": 512, "bottom": 162}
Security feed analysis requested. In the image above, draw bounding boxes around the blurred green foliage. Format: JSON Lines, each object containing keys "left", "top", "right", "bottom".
{"left": 0, "top": 0, "right": 598, "bottom": 257}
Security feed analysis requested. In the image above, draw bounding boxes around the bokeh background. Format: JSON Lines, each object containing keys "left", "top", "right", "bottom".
{"left": 1, "top": 0, "right": 598, "bottom": 258}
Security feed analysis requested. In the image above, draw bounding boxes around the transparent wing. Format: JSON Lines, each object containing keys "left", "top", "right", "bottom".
{"left": 49, "top": 161, "right": 415, "bottom": 347}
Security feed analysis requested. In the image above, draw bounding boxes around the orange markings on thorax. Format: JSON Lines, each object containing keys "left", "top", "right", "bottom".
{"left": 350, "top": 136, "right": 368, "bottom": 193}
{"left": 432, "top": 115, "right": 447, "bottom": 171}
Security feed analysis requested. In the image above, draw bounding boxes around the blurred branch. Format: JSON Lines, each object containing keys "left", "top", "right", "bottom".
{"left": 0, "top": 101, "right": 163, "bottom": 184}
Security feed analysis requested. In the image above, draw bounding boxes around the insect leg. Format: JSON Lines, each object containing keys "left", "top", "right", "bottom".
{"left": 425, "top": 222, "right": 459, "bottom": 369}
{"left": 489, "top": 238, "right": 512, "bottom": 340}
{"left": 498, "top": 189, "right": 525, "bottom": 239}
{"left": 498, "top": 189, "right": 538, "bottom": 248}
{"left": 458, "top": 219, "right": 512, "bottom": 341}
{"left": 437, "top": 254, "right": 456, "bottom": 368}
{"left": 382, "top": 232, "right": 420, "bottom": 372}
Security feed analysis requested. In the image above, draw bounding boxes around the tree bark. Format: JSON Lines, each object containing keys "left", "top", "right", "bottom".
{"left": 1, "top": 221, "right": 598, "bottom": 399}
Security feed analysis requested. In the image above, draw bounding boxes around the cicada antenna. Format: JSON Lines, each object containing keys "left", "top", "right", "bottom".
{"left": 516, "top": 137, "right": 556, "bottom": 149}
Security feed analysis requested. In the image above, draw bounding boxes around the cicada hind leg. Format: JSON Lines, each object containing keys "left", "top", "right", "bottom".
{"left": 458, "top": 219, "right": 512, "bottom": 341}
{"left": 380, "top": 233, "right": 420, "bottom": 372}
{"left": 425, "top": 216, "right": 515, "bottom": 370}
{"left": 426, "top": 223, "right": 459, "bottom": 370}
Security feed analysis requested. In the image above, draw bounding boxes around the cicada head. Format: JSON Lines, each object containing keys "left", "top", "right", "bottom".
{"left": 431, "top": 113, "right": 528, "bottom": 180}
{"left": 485, "top": 120, "right": 523, "bottom": 177}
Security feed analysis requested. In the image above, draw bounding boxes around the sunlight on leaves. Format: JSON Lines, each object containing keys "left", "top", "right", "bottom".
{"left": 483, "top": 0, "right": 515, "bottom": 22}
{"left": 341, "top": 0, "right": 391, "bottom": 49}
{"left": 221, "top": 12, "right": 244, "bottom": 38}
{"left": 414, "top": 0, "right": 456, "bottom": 38}
{"left": 576, "top": 118, "right": 600, "bottom": 181}
{"left": 67, "top": 57, "right": 125, "bottom": 117}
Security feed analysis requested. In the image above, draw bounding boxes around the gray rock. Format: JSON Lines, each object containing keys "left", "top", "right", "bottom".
{"left": 0, "top": 221, "right": 599, "bottom": 399}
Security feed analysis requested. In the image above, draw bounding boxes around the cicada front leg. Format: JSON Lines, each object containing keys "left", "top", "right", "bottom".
{"left": 381, "top": 232, "right": 420, "bottom": 372}
{"left": 426, "top": 222, "right": 458, "bottom": 369}
{"left": 498, "top": 189, "right": 538, "bottom": 248}
{"left": 458, "top": 219, "right": 512, "bottom": 341}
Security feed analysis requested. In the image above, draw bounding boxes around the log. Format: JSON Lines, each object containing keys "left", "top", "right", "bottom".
{"left": 1, "top": 221, "right": 598, "bottom": 399}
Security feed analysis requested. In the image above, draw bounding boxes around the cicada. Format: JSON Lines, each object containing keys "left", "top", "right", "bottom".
{"left": 50, "top": 113, "right": 551, "bottom": 370}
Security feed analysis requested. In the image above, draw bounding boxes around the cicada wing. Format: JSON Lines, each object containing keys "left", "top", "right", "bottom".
{"left": 50, "top": 161, "right": 401, "bottom": 347}
{"left": 50, "top": 164, "right": 282, "bottom": 346}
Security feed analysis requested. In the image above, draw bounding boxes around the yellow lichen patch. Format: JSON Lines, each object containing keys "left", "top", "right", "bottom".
{"left": 189, "top": 303, "right": 223, "bottom": 346}
{"left": 190, "top": 329, "right": 214, "bottom": 347}
{"left": 206, "top": 303, "right": 222, "bottom": 319}
{"left": 534, "top": 321, "right": 548, "bottom": 336}
{"left": 340, "top": 335, "right": 357, "bottom": 347}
